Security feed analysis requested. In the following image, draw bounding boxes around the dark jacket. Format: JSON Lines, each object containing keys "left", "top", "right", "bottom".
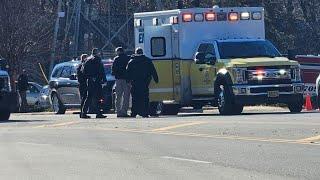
{"left": 77, "top": 63, "right": 86, "bottom": 85}
{"left": 126, "top": 55, "right": 159, "bottom": 86}
{"left": 82, "top": 55, "right": 106, "bottom": 83}
{"left": 112, "top": 54, "right": 130, "bottom": 80}
{"left": 17, "top": 74, "right": 29, "bottom": 91}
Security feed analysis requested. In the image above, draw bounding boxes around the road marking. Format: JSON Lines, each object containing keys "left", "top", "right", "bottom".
{"left": 162, "top": 156, "right": 212, "bottom": 164}
{"left": 152, "top": 122, "right": 207, "bottom": 132}
{"left": 297, "top": 135, "right": 320, "bottom": 143}
{"left": 33, "top": 121, "right": 80, "bottom": 128}
{"left": 16, "top": 142, "right": 52, "bottom": 146}
{"left": 69, "top": 127, "right": 319, "bottom": 146}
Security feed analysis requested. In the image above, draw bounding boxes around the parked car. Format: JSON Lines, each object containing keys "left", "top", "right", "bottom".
{"left": 38, "top": 85, "right": 51, "bottom": 110}
{"left": 16, "top": 82, "right": 49, "bottom": 111}
{"left": 49, "top": 60, "right": 115, "bottom": 114}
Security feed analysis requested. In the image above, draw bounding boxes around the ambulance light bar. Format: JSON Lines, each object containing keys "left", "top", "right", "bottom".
{"left": 205, "top": 12, "right": 216, "bottom": 21}
{"left": 240, "top": 12, "right": 250, "bottom": 20}
{"left": 153, "top": 18, "right": 159, "bottom": 26}
{"left": 182, "top": 13, "right": 193, "bottom": 22}
{"left": 194, "top": 13, "right": 204, "bottom": 22}
{"left": 252, "top": 12, "right": 262, "bottom": 20}
{"left": 228, "top": 12, "right": 239, "bottom": 21}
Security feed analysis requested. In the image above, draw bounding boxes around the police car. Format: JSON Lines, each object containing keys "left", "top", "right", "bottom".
{"left": 134, "top": 6, "right": 304, "bottom": 115}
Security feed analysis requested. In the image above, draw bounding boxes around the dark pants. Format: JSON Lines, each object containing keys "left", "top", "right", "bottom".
{"left": 79, "top": 84, "right": 87, "bottom": 114}
{"left": 131, "top": 83, "right": 149, "bottom": 117}
{"left": 19, "top": 90, "right": 28, "bottom": 112}
{"left": 82, "top": 79, "right": 103, "bottom": 116}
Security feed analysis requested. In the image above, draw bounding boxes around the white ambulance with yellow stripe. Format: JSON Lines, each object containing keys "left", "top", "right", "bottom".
{"left": 134, "top": 6, "right": 304, "bottom": 115}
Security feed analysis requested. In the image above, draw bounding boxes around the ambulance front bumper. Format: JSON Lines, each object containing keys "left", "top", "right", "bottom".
{"left": 232, "top": 83, "right": 304, "bottom": 105}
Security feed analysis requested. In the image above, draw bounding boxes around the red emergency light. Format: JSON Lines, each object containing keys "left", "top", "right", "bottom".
{"left": 205, "top": 12, "right": 216, "bottom": 21}
{"left": 182, "top": 13, "right": 193, "bottom": 22}
{"left": 228, "top": 12, "right": 239, "bottom": 21}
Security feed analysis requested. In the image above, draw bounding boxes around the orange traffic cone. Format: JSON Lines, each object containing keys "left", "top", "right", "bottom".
{"left": 305, "top": 94, "right": 313, "bottom": 111}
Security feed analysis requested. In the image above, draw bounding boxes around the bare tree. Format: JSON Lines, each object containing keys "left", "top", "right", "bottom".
{"left": 0, "top": 0, "right": 55, "bottom": 86}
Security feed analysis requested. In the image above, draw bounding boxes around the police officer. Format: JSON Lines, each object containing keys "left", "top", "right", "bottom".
{"left": 17, "top": 69, "right": 29, "bottom": 112}
{"left": 112, "top": 47, "right": 131, "bottom": 117}
{"left": 126, "top": 48, "right": 159, "bottom": 117}
{"left": 77, "top": 54, "right": 88, "bottom": 118}
{"left": 81, "top": 48, "right": 107, "bottom": 119}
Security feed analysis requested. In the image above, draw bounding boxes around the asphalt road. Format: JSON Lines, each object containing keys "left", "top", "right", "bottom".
{"left": 1, "top": 107, "right": 320, "bottom": 180}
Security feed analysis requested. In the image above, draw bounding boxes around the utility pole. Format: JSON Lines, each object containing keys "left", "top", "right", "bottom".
{"left": 74, "top": 0, "right": 82, "bottom": 57}
{"left": 49, "top": 0, "right": 63, "bottom": 75}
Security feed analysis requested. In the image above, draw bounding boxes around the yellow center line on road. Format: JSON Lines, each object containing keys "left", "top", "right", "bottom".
{"left": 33, "top": 121, "right": 80, "bottom": 128}
{"left": 297, "top": 135, "right": 320, "bottom": 143}
{"left": 67, "top": 126, "right": 319, "bottom": 146}
{"left": 151, "top": 122, "right": 207, "bottom": 132}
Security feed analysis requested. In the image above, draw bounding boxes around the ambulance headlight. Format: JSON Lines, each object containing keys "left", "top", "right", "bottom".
{"left": 194, "top": 13, "right": 204, "bottom": 22}
{"left": 240, "top": 12, "right": 250, "bottom": 20}
{"left": 252, "top": 12, "right": 262, "bottom": 20}
{"left": 232, "top": 68, "right": 247, "bottom": 84}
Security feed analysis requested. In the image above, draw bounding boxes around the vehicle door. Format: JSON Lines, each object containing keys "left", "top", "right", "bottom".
{"left": 190, "top": 43, "right": 217, "bottom": 96}
{"left": 26, "top": 83, "right": 40, "bottom": 106}
{"left": 57, "top": 65, "right": 80, "bottom": 105}
{"left": 144, "top": 25, "right": 178, "bottom": 101}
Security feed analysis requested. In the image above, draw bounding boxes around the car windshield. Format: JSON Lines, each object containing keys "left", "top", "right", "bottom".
{"left": 218, "top": 41, "right": 281, "bottom": 59}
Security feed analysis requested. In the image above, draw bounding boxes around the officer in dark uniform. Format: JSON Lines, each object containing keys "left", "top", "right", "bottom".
{"left": 81, "top": 48, "right": 107, "bottom": 119}
{"left": 126, "top": 48, "right": 159, "bottom": 117}
{"left": 77, "top": 54, "right": 88, "bottom": 118}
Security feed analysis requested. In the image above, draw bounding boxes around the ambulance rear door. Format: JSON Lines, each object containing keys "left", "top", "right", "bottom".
{"left": 143, "top": 25, "right": 180, "bottom": 102}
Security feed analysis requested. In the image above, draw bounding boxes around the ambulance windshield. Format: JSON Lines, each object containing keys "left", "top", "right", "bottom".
{"left": 218, "top": 40, "right": 281, "bottom": 59}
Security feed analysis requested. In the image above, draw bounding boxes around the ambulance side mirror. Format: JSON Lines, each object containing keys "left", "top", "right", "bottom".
{"left": 195, "top": 52, "right": 206, "bottom": 64}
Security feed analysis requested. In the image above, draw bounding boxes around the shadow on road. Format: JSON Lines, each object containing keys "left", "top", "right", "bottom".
{"left": 0, "top": 120, "right": 47, "bottom": 124}
{"left": 177, "top": 111, "right": 319, "bottom": 117}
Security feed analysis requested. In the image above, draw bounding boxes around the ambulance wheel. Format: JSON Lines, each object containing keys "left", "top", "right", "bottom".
{"left": 217, "top": 83, "right": 237, "bottom": 115}
{"left": 161, "top": 104, "right": 180, "bottom": 115}
{"left": 288, "top": 103, "right": 303, "bottom": 113}
{"left": 0, "top": 110, "right": 10, "bottom": 121}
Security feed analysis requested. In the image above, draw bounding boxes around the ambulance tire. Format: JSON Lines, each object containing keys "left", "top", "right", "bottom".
{"left": 161, "top": 104, "right": 180, "bottom": 116}
{"left": 217, "top": 83, "right": 238, "bottom": 115}
{"left": 288, "top": 103, "right": 303, "bottom": 113}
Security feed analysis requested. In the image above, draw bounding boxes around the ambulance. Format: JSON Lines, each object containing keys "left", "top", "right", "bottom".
{"left": 134, "top": 6, "right": 304, "bottom": 115}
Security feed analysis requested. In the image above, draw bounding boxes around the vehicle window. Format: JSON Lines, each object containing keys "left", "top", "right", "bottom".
{"left": 51, "top": 67, "right": 63, "bottom": 78}
{"left": 151, "top": 37, "right": 166, "bottom": 57}
{"left": 60, "top": 66, "right": 72, "bottom": 78}
{"left": 218, "top": 40, "right": 281, "bottom": 59}
{"left": 29, "top": 84, "right": 39, "bottom": 93}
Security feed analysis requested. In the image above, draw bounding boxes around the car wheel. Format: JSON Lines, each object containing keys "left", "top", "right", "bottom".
{"left": 0, "top": 109, "right": 10, "bottom": 121}
{"left": 288, "top": 103, "right": 303, "bottom": 113}
{"left": 51, "top": 93, "right": 66, "bottom": 114}
{"left": 217, "top": 83, "right": 242, "bottom": 115}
